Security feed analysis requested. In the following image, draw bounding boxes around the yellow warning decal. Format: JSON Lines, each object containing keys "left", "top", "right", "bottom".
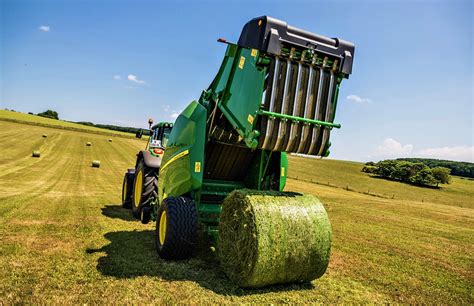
{"left": 194, "top": 161, "right": 201, "bottom": 173}
{"left": 251, "top": 49, "right": 258, "bottom": 57}
{"left": 238, "top": 56, "right": 245, "bottom": 69}
{"left": 281, "top": 167, "right": 285, "bottom": 177}
{"left": 247, "top": 114, "right": 254, "bottom": 125}
{"left": 161, "top": 149, "right": 189, "bottom": 172}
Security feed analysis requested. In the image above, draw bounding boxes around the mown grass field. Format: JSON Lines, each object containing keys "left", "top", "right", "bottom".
{"left": 0, "top": 114, "right": 473, "bottom": 304}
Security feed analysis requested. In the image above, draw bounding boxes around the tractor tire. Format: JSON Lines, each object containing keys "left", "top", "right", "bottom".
{"left": 131, "top": 160, "right": 158, "bottom": 219}
{"left": 141, "top": 206, "right": 152, "bottom": 224}
{"left": 121, "top": 169, "right": 135, "bottom": 209}
{"left": 156, "top": 197, "right": 198, "bottom": 260}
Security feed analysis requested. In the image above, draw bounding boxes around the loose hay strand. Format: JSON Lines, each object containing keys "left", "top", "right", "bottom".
{"left": 218, "top": 190, "right": 332, "bottom": 288}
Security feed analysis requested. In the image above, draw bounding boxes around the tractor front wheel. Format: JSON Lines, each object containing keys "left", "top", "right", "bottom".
{"left": 155, "top": 197, "right": 198, "bottom": 260}
{"left": 131, "top": 160, "right": 158, "bottom": 219}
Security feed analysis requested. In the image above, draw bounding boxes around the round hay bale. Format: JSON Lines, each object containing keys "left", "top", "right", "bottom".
{"left": 42, "top": 134, "right": 48, "bottom": 138}
{"left": 218, "top": 190, "right": 332, "bottom": 288}
{"left": 108, "top": 139, "right": 113, "bottom": 142}
{"left": 91, "top": 160, "right": 101, "bottom": 168}
{"left": 86, "top": 142, "right": 92, "bottom": 146}
{"left": 32, "top": 151, "right": 41, "bottom": 157}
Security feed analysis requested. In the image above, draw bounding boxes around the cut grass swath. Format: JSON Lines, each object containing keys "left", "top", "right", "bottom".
{"left": 218, "top": 189, "right": 332, "bottom": 287}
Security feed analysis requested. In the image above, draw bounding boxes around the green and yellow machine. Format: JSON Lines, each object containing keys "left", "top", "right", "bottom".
{"left": 122, "top": 16, "right": 355, "bottom": 287}
{"left": 121, "top": 119, "right": 173, "bottom": 222}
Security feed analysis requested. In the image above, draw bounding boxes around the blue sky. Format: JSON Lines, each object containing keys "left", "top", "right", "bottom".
{"left": 1, "top": 0, "right": 473, "bottom": 162}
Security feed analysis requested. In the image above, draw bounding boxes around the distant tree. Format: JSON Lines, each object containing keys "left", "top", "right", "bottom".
{"left": 364, "top": 159, "right": 452, "bottom": 188}
{"left": 28, "top": 112, "right": 34, "bottom": 115}
{"left": 432, "top": 167, "right": 452, "bottom": 186}
{"left": 365, "top": 161, "right": 376, "bottom": 166}
{"left": 397, "top": 158, "right": 473, "bottom": 179}
{"left": 37, "top": 109, "right": 59, "bottom": 120}
{"left": 362, "top": 165, "right": 377, "bottom": 174}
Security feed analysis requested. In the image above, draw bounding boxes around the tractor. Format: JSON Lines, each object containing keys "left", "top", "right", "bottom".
{"left": 121, "top": 16, "right": 355, "bottom": 287}
{"left": 121, "top": 119, "right": 173, "bottom": 223}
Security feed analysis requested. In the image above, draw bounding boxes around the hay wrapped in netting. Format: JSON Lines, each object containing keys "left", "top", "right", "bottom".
{"left": 91, "top": 160, "right": 101, "bottom": 168}
{"left": 86, "top": 142, "right": 92, "bottom": 146}
{"left": 32, "top": 151, "right": 41, "bottom": 157}
{"left": 218, "top": 190, "right": 332, "bottom": 288}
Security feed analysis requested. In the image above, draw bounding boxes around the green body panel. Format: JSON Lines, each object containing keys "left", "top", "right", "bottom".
{"left": 157, "top": 101, "right": 206, "bottom": 204}
{"left": 216, "top": 47, "right": 265, "bottom": 148}
{"left": 280, "top": 153, "right": 288, "bottom": 191}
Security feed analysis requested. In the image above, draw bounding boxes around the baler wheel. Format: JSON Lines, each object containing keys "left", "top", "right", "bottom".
{"left": 155, "top": 197, "right": 198, "bottom": 260}
{"left": 121, "top": 170, "right": 135, "bottom": 209}
{"left": 131, "top": 160, "right": 158, "bottom": 218}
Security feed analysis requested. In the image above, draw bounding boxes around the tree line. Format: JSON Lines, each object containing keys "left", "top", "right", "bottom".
{"left": 396, "top": 158, "right": 473, "bottom": 178}
{"left": 362, "top": 160, "right": 452, "bottom": 187}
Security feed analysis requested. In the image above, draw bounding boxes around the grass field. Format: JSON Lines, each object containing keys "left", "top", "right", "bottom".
{"left": 0, "top": 118, "right": 473, "bottom": 303}
{"left": 0, "top": 110, "right": 134, "bottom": 137}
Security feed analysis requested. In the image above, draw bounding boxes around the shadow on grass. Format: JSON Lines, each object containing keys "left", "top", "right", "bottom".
{"left": 86, "top": 229, "right": 314, "bottom": 296}
{"left": 101, "top": 205, "right": 135, "bottom": 221}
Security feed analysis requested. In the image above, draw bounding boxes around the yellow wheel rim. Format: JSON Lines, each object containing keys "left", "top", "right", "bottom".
{"left": 159, "top": 210, "right": 167, "bottom": 245}
{"left": 122, "top": 179, "right": 127, "bottom": 202}
{"left": 133, "top": 170, "right": 143, "bottom": 207}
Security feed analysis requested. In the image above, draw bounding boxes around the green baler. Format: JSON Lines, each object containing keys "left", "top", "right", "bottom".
{"left": 142, "top": 16, "right": 354, "bottom": 287}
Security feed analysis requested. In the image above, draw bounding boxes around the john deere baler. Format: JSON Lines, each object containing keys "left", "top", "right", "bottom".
{"left": 153, "top": 16, "right": 355, "bottom": 287}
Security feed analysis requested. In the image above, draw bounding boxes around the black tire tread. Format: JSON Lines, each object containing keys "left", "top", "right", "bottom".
{"left": 132, "top": 160, "right": 158, "bottom": 218}
{"left": 156, "top": 197, "right": 198, "bottom": 260}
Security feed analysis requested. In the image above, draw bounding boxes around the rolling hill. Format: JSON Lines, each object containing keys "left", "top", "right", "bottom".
{"left": 0, "top": 113, "right": 472, "bottom": 304}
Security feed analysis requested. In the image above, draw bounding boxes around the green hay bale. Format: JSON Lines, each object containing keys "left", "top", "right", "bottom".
{"left": 32, "top": 151, "right": 41, "bottom": 157}
{"left": 91, "top": 160, "right": 101, "bottom": 168}
{"left": 42, "top": 134, "right": 48, "bottom": 138}
{"left": 218, "top": 190, "right": 332, "bottom": 288}
{"left": 86, "top": 142, "right": 92, "bottom": 146}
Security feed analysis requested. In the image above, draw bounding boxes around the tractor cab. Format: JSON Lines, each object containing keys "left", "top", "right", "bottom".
{"left": 148, "top": 122, "right": 173, "bottom": 155}
{"left": 135, "top": 119, "right": 173, "bottom": 156}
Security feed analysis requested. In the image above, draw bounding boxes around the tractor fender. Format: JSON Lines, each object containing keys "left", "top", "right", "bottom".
{"left": 137, "top": 150, "right": 162, "bottom": 169}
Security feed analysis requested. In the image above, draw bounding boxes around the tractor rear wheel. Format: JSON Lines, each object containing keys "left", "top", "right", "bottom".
{"left": 131, "top": 160, "right": 158, "bottom": 219}
{"left": 155, "top": 197, "right": 198, "bottom": 260}
{"left": 121, "top": 169, "right": 135, "bottom": 209}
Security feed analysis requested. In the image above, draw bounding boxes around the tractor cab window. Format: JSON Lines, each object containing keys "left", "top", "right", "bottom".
{"left": 162, "top": 127, "right": 171, "bottom": 147}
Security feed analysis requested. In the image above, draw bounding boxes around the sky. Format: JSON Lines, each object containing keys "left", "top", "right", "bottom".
{"left": 1, "top": 0, "right": 473, "bottom": 162}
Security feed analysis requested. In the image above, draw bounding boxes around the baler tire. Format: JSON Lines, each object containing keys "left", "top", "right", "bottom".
{"left": 121, "top": 171, "right": 135, "bottom": 209}
{"left": 155, "top": 197, "right": 198, "bottom": 260}
{"left": 131, "top": 160, "right": 158, "bottom": 219}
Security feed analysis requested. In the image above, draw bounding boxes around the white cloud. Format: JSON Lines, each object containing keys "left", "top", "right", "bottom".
{"left": 113, "top": 75, "right": 121, "bottom": 80}
{"left": 372, "top": 138, "right": 474, "bottom": 162}
{"left": 417, "top": 146, "right": 474, "bottom": 162}
{"left": 127, "top": 74, "right": 146, "bottom": 84}
{"left": 170, "top": 112, "right": 180, "bottom": 119}
{"left": 39, "top": 25, "right": 50, "bottom": 32}
{"left": 374, "top": 138, "right": 413, "bottom": 157}
{"left": 347, "top": 94, "right": 371, "bottom": 104}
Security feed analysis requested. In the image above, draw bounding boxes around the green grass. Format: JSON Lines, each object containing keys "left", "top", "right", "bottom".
{"left": 0, "top": 110, "right": 134, "bottom": 137}
{"left": 0, "top": 119, "right": 472, "bottom": 303}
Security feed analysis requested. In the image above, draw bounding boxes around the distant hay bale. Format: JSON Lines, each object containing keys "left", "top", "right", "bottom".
{"left": 86, "top": 142, "right": 92, "bottom": 146}
{"left": 42, "top": 134, "right": 48, "bottom": 138}
{"left": 218, "top": 190, "right": 332, "bottom": 288}
{"left": 32, "top": 151, "right": 41, "bottom": 158}
{"left": 91, "top": 160, "right": 101, "bottom": 168}
{"left": 108, "top": 139, "right": 113, "bottom": 142}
